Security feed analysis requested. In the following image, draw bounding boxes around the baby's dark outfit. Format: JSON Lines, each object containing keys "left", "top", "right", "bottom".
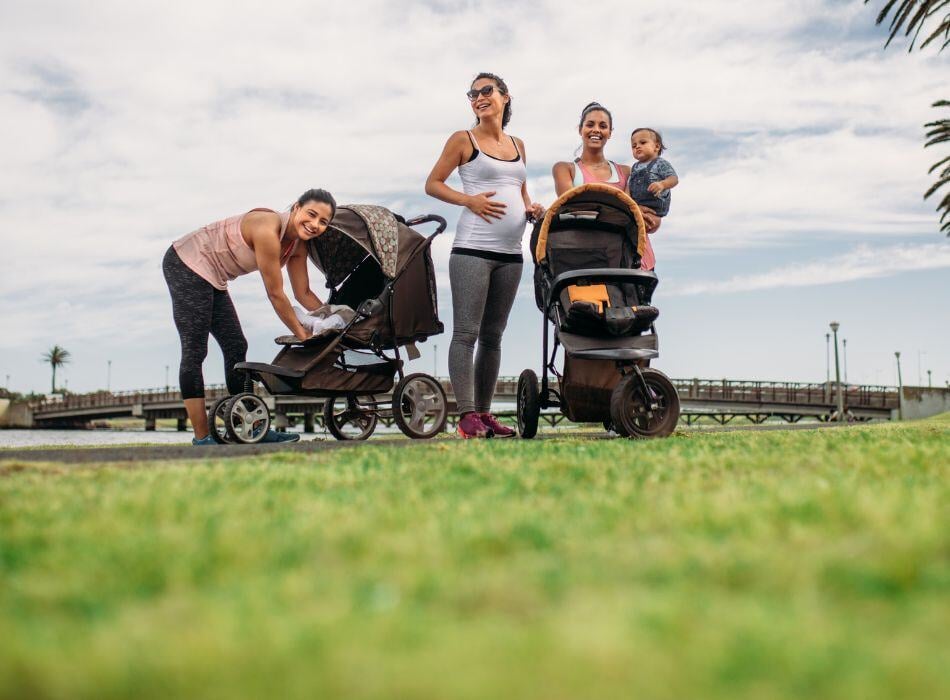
{"left": 627, "top": 157, "right": 676, "bottom": 217}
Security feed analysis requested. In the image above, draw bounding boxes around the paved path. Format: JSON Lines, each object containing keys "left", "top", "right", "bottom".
{"left": 0, "top": 423, "right": 852, "bottom": 465}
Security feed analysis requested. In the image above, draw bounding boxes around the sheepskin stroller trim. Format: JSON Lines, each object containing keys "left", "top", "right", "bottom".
{"left": 517, "top": 185, "right": 680, "bottom": 439}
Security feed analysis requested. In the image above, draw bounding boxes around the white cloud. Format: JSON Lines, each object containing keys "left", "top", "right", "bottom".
{"left": 669, "top": 242, "right": 950, "bottom": 295}
{"left": 1, "top": 0, "right": 948, "bottom": 391}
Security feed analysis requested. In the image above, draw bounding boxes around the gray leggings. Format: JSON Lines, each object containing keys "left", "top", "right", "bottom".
{"left": 449, "top": 252, "right": 523, "bottom": 415}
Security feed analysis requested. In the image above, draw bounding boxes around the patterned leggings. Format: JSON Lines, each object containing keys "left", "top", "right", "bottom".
{"left": 162, "top": 246, "right": 248, "bottom": 399}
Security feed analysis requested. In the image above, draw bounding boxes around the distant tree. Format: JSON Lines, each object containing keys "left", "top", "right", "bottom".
{"left": 40, "top": 345, "right": 71, "bottom": 394}
{"left": 866, "top": 0, "right": 950, "bottom": 234}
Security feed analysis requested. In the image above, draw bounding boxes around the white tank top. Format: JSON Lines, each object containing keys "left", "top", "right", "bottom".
{"left": 453, "top": 131, "right": 528, "bottom": 256}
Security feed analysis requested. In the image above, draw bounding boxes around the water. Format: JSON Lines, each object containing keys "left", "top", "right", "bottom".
{"left": 0, "top": 428, "right": 296, "bottom": 449}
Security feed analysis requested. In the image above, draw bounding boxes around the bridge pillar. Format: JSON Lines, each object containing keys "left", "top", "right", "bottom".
{"left": 144, "top": 415, "right": 156, "bottom": 431}
{"left": 273, "top": 412, "right": 289, "bottom": 431}
{"left": 303, "top": 411, "right": 315, "bottom": 433}
{"left": 176, "top": 417, "right": 187, "bottom": 432}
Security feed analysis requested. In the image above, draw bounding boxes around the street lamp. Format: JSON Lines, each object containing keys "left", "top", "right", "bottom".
{"left": 842, "top": 338, "right": 848, "bottom": 385}
{"left": 895, "top": 351, "right": 903, "bottom": 421}
{"left": 107, "top": 360, "right": 112, "bottom": 392}
{"left": 927, "top": 369, "right": 932, "bottom": 388}
{"left": 165, "top": 364, "right": 170, "bottom": 392}
{"left": 825, "top": 332, "right": 831, "bottom": 402}
{"left": 830, "top": 322, "right": 844, "bottom": 421}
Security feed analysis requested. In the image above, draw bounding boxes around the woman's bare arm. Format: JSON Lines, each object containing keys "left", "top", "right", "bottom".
{"left": 245, "top": 213, "right": 310, "bottom": 340}
{"left": 425, "top": 131, "right": 506, "bottom": 223}
{"left": 514, "top": 137, "right": 544, "bottom": 220}
{"left": 552, "top": 161, "right": 574, "bottom": 196}
{"left": 286, "top": 245, "right": 322, "bottom": 312}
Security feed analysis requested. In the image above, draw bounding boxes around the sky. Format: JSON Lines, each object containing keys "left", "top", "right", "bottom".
{"left": 0, "top": 0, "right": 948, "bottom": 395}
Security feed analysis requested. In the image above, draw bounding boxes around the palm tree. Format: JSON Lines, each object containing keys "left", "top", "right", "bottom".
{"left": 866, "top": 1, "right": 950, "bottom": 234}
{"left": 40, "top": 345, "right": 71, "bottom": 394}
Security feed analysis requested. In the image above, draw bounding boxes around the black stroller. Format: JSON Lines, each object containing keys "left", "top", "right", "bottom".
{"left": 210, "top": 205, "right": 448, "bottom": 443}
{"left": 517, "top": 183, "right": 680, "bottom": 438}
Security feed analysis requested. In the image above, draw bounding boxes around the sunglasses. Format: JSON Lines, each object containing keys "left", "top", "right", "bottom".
{"left": 466, "top": 85, "right": 495, "bottom": 101}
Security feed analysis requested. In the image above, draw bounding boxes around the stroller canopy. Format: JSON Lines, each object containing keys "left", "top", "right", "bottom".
{"left": 308, "top": 204, "right": 400, "bottom": 286}
{"left": 533, "top": 183, "right": 648, "bottom": 265}
{"left": 306, "top": 204, "right": 442, "bottom": 348}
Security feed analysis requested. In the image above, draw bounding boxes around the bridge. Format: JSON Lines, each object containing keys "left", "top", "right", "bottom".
{"left": 11, "top": 378, "right": 946, "bottom": 432}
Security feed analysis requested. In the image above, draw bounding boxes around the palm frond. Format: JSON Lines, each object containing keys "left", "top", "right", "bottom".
{"left": 866, "top": 0, "right": 950, "bottom": 51}
{"left": 867, "top": 5, "right": 949, "bottom": 233}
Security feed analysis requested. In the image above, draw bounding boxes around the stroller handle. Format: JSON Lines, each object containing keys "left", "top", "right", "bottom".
{"left": 546, "top": 268, "right": 659, "bottom": 310}
{"left": 406, "top": 214, "right": 447, "bottom": 238}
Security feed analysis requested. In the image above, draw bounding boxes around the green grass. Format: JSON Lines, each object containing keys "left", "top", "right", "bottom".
{"left": 1, "top": 418, "right": 948, "bottom": 700}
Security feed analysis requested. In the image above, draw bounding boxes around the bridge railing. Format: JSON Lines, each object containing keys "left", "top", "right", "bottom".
{"left": 29, "top": 377, "right": 903, "bottom": 414}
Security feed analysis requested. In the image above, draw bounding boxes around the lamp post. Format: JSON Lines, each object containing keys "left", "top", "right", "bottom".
{"left": 830, "top": 322, "right": 844, "bottom": 421}
{"left": 842, "top": 338, "right": 848, "bottom": 385}
{"left": 825, "top": 333, "right": 831, "bottom": 401}
{"left": 895, "top": 351, "right": 903, "bottom": 421}
{"left": 165, "top": 365, "right": 169, "bottom": 392}
{"left": 927, "top": 369, "right": 932, "bottom": 388}
{"left": 107, "top": 360, "right": 112, "bottom": 392}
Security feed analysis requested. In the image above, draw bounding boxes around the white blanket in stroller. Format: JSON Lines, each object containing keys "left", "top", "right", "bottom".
{"left": 293, "top": 305, "right": 356, "bottom": 338}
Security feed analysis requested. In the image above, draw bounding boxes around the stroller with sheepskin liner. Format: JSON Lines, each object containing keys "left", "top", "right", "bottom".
{"left": 208, "top": 205, "right": 449, "bottom": 443}
{"left": 516, "top": 183, "right": 680, "bottom": 438}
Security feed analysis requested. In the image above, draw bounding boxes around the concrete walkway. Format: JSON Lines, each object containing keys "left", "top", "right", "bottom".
{"left": 0, "top": 422, "right": 854, "bottom": 465}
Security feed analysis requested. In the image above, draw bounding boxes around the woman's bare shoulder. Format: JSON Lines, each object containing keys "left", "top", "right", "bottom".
{"left": 242, "top": 210, "right": 282, "bottom": 240}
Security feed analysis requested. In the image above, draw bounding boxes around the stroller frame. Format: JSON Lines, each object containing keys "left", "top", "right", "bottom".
{"left": 211, "top": 213, "right": 450, "bottom": 444}
{"left": 518, "top": 184, "right": 681, "bottom": 439}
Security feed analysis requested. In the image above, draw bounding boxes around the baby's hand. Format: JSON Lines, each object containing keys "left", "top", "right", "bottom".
{"left": 647, "top": 182, "right": 665, "bottom": 196}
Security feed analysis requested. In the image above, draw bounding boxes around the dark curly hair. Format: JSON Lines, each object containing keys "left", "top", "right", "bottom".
{"left": 631, "top": 127, "right": 667, "bottom": 155}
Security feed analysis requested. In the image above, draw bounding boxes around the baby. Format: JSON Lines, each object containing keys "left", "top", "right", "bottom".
{"left": 627, "top": 128, "right": 678, "bottom": 217}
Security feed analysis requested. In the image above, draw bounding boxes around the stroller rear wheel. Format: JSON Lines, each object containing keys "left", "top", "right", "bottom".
{"left": 517, "top": 369, "right": 541, "bottom": 439}
{"left": 208, "top": 396, "right": 235, "bottom": 444}
{"left": 224, "top": 392, "right": 272, "bottom": 444}
{"left": 609, "top": 369, "right": 680, "bottom": 439}
{"left": 393, "top": 373, "right": 447, "bottom": 439}
{"left": 322, "top": 396, "right": 378, "bottom": 441}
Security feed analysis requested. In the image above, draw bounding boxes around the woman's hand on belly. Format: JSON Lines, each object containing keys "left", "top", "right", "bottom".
{"left": 465, "top": 190, "right": 508, "bottom": 223}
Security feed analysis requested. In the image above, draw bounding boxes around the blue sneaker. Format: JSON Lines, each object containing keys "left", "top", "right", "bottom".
{"left": 260, "top": 429, "right": 301, "bottom": 444}
{"left": 192, "top": 435, "right": 218, "bottom": 446}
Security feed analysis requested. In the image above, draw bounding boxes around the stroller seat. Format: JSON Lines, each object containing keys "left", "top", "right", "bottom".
{"left": 562, "top": 281, "right": 659, "bottom": 337}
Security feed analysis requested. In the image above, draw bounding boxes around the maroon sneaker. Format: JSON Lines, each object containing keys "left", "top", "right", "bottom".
{"left": 480, "top": 413, "right": 515, "bottom": 438}
{"left": 457, "top": 412, "right": 491, "bottom": 439}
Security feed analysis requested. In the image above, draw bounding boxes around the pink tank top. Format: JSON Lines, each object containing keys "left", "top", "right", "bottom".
{"left": 574, "top": 160, "right": 656, "bottom": 271}
{"left": 173, "top": 208, "right": 293, "bottom": 290}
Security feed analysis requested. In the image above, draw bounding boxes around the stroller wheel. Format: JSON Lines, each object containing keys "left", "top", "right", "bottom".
{"left": 392, "top": 373, "right": 447, "bottom": 439}
{"left": 224, "top": 392, "right": 272, "bottom": 444}
{"left": 609, "top": 369, "right": 680, "bottom": 439}
{"left": 207, "top": 396, "right": 234, "bottom": 444}
{"left": 322, "top": 396, "right": 378, "bottom": 441}
{"left": 517, "top": 369, "right": 541, "bottom": 439}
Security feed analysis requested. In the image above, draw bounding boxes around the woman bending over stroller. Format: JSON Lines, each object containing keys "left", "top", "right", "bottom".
{"left": 162, "top": 188, "right": 336, "bottom": 445}
{"left": 552, "top": 102, "right": 662, "bottom": 270}
{"left": 425, "top": 71, "right": 544, "bottom": 439}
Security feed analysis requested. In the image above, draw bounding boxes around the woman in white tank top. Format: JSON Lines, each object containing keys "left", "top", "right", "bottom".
{"left": 425, "top": 72, "right": 544, "bottom": 438}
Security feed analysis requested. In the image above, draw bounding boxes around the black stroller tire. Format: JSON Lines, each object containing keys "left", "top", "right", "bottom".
{"left": 609, "top": 369, "right": 680, "bottom": 439}
{"left": 224, "top": 392, "right": 271, "bottom": 444}
{"left": 322, "top": 396, "right": 378, "bottom": 441}
{"left": 392, "top": 373, "right": 447, "bottom": 439}
{"left": 207, "top": 396, "right": 234, "bottom": 444}
{"left": 517, "top": 369, "right": 541, "bottom": 439}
